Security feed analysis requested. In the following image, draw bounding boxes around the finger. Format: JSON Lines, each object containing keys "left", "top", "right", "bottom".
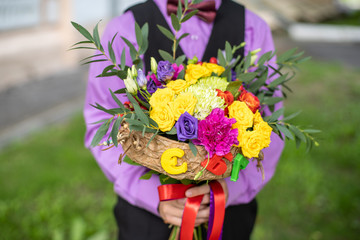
{"left": 186, "top": 184, "right": 210, "bottom": 198}
{"left": 194, "top": 217, "right": 209, "bottom": 227}
{"left": 196, "top": 207, "right": 210, "bottom": 219}
{"left": 201, "top": 194, "right": 210, "bottom": 205}
{"left": 164, "top": 215, "right": 182, "bottom": 227}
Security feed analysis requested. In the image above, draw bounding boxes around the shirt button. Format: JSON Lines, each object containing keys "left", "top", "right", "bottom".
{"left": 191, "top": 35, "right": 199, "bottom": 40}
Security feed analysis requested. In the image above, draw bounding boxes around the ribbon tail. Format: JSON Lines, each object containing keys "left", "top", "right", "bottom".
{"left": 180, "top": 195, "right": 204, "bottom": 240}
{"left": 208, "top": 181, "right": 226, "bottom": 240}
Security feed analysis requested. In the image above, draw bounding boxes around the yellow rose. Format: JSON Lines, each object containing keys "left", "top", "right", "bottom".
{"left": 240, "top": 131, "right": 263, "bottom": 158}
{"left": 228, "top": 101, "right": 254, "bottom": 128}
{"left": 150, "top": 104, "right": 175, "bottom": 132}
{"left": 202, "top": 63, "right": 225, "bottom": 76}
{"left": 170, "top": 92, "right": 198, "bottom": 120}
{"left": 232, "top": 123, "right": 248, "bottom": 147}
{"left": 185, "top": 64, "right": 211, "bottom": 85}
{"left": 149, "top": 88, "right": 175, "bottom": 108}
{"left": 166, "top": 80, "right": 189, "bottom": 94}
{"left": 253, "top": 110, "right": 263, "bottom": 125}
{"left": 254, "top": 121, "right": 272, "bottom": 148}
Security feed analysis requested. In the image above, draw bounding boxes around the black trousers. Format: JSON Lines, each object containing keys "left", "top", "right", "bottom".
{"left": 114, "top": 196, "right": 257, "bottom": 240}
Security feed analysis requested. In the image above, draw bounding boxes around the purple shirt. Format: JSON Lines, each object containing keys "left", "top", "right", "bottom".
{"left": 84, "top": 0, "right": 284, "bottom": 217}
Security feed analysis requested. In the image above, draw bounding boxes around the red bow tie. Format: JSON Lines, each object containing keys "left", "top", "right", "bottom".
{"left": 167, "top": 0, "right": 216, "bottom": 23}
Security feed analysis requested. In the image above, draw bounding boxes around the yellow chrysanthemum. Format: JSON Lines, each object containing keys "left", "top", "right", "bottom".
{"left": 202, "top": 63, "right": 225, "bottom": 76}
{"left": 170, "top": 92, "right": 197, "bottom": 120}
{"left": 166, "top": 80, "right": 189, "bottom": 94}
{"left": 254, "top": 121, "right": 272, "bottom": 148}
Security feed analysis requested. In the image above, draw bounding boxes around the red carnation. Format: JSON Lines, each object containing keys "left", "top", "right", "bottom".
{"left": 237, "top": 86, "right": 260, "bottom": 113}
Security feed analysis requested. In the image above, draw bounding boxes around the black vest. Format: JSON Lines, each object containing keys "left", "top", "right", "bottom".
{"left": 127, "top": 0, "right": 245, "bottom": 71}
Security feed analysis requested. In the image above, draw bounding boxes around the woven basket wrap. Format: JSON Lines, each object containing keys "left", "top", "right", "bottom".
{"left": 118, "top": 122, "right": 243, "bottom": 181}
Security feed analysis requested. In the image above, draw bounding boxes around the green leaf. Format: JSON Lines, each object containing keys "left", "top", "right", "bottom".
{"left": 140, "top": 170, "right": 159, "bottom": 180}
{"left": 166, "top": 127, "right": 177, "bottom": 135}
{"left": 282, "top": 111, "right": 302, "bottom": 121}
{"left": 108, "top": 41, "right": 116, "bottom": 64}
{"left": 126, "top": 92, "right": 150, "bottom": 126}
{"left": 121, "top": 37, "right": 137, "bottom": 60}
{"left": 262, "top": 97, "right": 284, "bottom": 106}
{"left": 110, "top": 89, "right": 125, "bottom": 109}
{"left": 71, "top": 21, "right": 94, "bottom": 42}
{"left": 123, "top": 155, "right": 141, "bottom": 166}
{"left": 178, "top": 33, "right": 189, "bottom": 43}
{"left": 189, "top": 141, "right": 198, "bottom": 157}
{"left": 159, "top": 174, "right": 180, "bottom": 185}
{"left": 243, "top": 52, "right": 252, "bottom": 71}
{"left": 289, "top": 125, "right": 306, "bottom": 142}
{"left": 159, "top": 50, "right": 174, "bottom": 62}
{"left": 134, "top": 22, "right": 143, "bottom": 48}
{"left": 80, "top": 53, "right": 104, "bottom": 63}
{"left": 269, "top": 108, "right": 284, "bottom": 122}
{"left": 125, "top": 119, "right": 143, "bottom": 127}
{"left": 110, "top": 32, "right": 118, "bottom": 46}
{"left": 175, "top": 55, "right": 187, "bottom": 66}
{"left": 226, "top": 81, "right": 242, "bottom": 97}
{"left": 91, "top": 121, "right": 111, "bottom": 147}
{"left": 303, "top": 129, "right": 322, "bottom": 133}
{"left": 225, "top": 41, "right": 233, "bottom": 62}
{"left": 114, "top": 88, "right": 127, "bottom": 94}
{"left": 249, "top": 68, "right": 268, "bottom": 92}
{"left": 296, "top": 56, "right": 312, "bottom": 64}
{"left": 70, "top": 40, "right": 93, "bottom": 48}
{"left": 98, "top": 65, "right": 115, "bottom": 77}
{"left": 81, "top": 59, "right": 108, "bottom": 65}
{"left": 147, "top": 130, "right": 159, "bottom": 147}
{"left": 111, "top": 116, "right": 122, "bottom": 147}
{"left": 120, "top": 48, "right": 126, "bottom": 70}
{"left": 177, "top": 0, "right": 183, "bottom": 19}
{"left": 171, "top": 13, "right": 181, "bottom": 31}
{"left": 277, "top": 48, "right": 297, "bottom": 63}
{"left": 217, "top": 49, "right": 226, "bottom": 67}
{"left": 157, "top": 25, "right": 175, "bottom": 41}
{"left": 237, "top": 72, "right": 257, "bottom": 84}
{"left": 69, "top": 46, "right": 97, "bottom": 51}
{"left": 181, "top": 9, "right": 198, "bottom": 23}
{"left": 257, "top": 51, "right": 273, "bottom": 66}
{"left": 140, "top": 23, "right": 149, "bottom": 54}
{"left": 93, "top": 21, "right": 103, "bottom": 51}
{"left": 277, "top": 124, "right": 294, "bottom": 140}
{"left": 267, "top": 74, "right": 289, "bottom": 88}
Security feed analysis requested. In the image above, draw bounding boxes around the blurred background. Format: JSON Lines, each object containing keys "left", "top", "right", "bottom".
{"left": 0, "top": 0, "right": 359, "bottom": 239}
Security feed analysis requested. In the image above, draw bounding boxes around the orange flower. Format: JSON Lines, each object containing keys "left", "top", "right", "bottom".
{"left": 238, "top": 86, "right": 260, "bottom": 113}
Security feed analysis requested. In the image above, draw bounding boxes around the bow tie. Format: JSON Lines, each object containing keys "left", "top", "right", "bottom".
{"left": 167, "top": 0, "right": 216, "bottom": 23}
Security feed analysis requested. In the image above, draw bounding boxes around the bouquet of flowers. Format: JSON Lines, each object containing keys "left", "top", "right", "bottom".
{"left": 71, "top": 0, "right": 319, "bottom": 239}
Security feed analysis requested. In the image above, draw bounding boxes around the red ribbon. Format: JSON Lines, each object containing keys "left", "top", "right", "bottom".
{"left": 158, "top": 181, "right": 225, "bottom": 240}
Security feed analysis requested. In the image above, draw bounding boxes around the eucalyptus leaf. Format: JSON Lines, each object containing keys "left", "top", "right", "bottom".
{"left": 269, "top": 108, "right": 284, "bottom": 122}
{"left": 114, "top": 88, "right": 127, "bottom": 94}
{"left": 81, "top": 59, "right": 108, "bottom": 65}
{"left": 177, "top": 0, "right": 183, "bottom": 19}
{"left": 159, "top": 50, "right": 174, "bottom": 62}
{"left": 257, "top": 51, "right": 273, "bottom": 66}
{"left": 277, "top": 124, "right": 294, "bottom": 140}
{"left": 120, "top": 48, "right": 126, "bottom": 70}
{"left": 135, "top": 22, "right": 143, "bottom": 48}
{"left": 71, "top": 21, "right": 94, "bottom": 42}
{"left": 217, "top": 49, "right": 226, "bottom": 67}
{"left": 126, "top": 92, "right": 150, "bottom": 126}
{"left": 157, "top": 25, "right": 175, "bottom": 41}
{"left": 282, "top": 111, "right": 302, "bottom": 121}
{"left": 189, "top": 141, "right": 198, "bottom": 157}
{"left": 166, "top": 127, "right": 177, "bottom": 135}
{"left": 175, "top": 55, "right": 186, "bottom": 66}
{"left": 90, "top": 121, "right": 111, "bottom": 147}
{"left": 108, "top": 41, "right": 116, "bottom": 64}
{"left": 237, "top": 72, "right": 257, "bottom": 84}
{"left": 171, "top": 13, "right": 181, "bottom": 31}
{"left": 123, "top": 155, "right": 141, "bottom": 166}
{"left": 303, "top": 129, "right": 322, "bottom": 133}
{"left": 111, "top": 116, "right": 123, "bottom": 147}
{"left": 262, "top": 97, "right": 283, "bottom": 106}
{"left": 226, "top": 81, "right": 242, "bottom": 97}
{"left": 140, "top": 170, "right": 158, "bottom": 180}
{"left": 268, "top": 74, "right": 289, "bottom": 88}
{"left": 277, "top": 48, "right": 297, "bottom": 63}
{"left": 70, "top": 40, "right": 93, "bottom": 48}
{"left": 249, "top": 68, "right": 268, "bottom": 93}
{"left": 225, "top": 41, "right": 233, "bottom": 62}
{"left": 181, "top": 9, "right": 198, "bottom": 23}
{"left": 289, "top": 125, "right": 306, "bottom": 142}
{"left": 147, "top": 130, "right": 159, "bottom": 147}
{"left": 93, "top": 21, "right": 103, "bottom": 51}
{"left": 110, "top": 89, "right": 125, "bottom": 110}
{"left": 178, "top": 33, "right": 190, "bottom": 43}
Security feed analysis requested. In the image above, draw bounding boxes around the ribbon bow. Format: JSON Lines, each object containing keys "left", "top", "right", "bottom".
{"left": 158, "top": 181, "right": 225, "bottom": 240}
{"left": 167, "top": 0, "right": 217, "bottom": 23}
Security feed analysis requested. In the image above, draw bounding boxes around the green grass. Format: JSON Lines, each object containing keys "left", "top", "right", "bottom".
{"left": 1, "top": 60, "right": 360, "bottom": 239}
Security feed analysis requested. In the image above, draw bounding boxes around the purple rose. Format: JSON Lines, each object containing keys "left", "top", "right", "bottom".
{"left": 157, "top": 61, "right": 175, "bottom": 82}
{"left": 175, "top": 112, "right": 198, "bottom": 142}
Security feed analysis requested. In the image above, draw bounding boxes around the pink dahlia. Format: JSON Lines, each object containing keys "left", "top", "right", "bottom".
{"left": 193, "top": 108, "right": 239, "bottom": 157}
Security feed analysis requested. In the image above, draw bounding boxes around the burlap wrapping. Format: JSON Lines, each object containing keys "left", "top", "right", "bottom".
{"left": 117, "top": 122, "right": 243, "bottom": 181}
